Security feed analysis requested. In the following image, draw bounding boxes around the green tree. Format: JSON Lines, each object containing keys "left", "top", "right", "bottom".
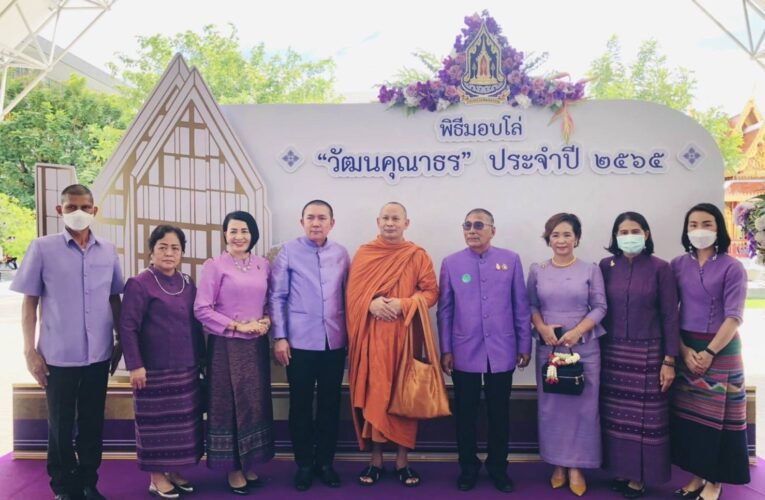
{"left": 109, "top": 24, "right": 341, "bottom": 119}
{"left": 0, "top": 193, "right": 37, "bottom": 260}
{"left": 587, "top": 36, "right": 743, "bottom": 174}
{"left": 0, "top": 74, "right": 126, "bottom": 210}
{"left": 0, "top": 24, "right": 341, "bottom": 214}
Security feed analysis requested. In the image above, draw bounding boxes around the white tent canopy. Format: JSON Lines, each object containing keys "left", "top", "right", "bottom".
{"left": 693, "top": 0, "right": 765, "bottom": 71}
{"left": 0, "top": 0, "right": 116, "bottom": 120}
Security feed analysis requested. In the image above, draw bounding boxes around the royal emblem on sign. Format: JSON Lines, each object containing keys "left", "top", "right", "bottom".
{"left": 458, "top": 21, "right": 510, "bottom": 104}
{"left": 376, "top": 11, "right": 588, "bottom": 141}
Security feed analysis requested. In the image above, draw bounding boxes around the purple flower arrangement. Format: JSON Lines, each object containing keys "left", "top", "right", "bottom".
{"left": 734, "top": 197, "right": 765, "bottom": 262}
{"left": 378, "top": 11, "right": 587, "bottom": 113}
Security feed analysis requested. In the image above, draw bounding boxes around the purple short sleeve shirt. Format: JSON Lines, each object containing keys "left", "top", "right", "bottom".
{"left": 11, "top": 231, "right": 124, "bottom": 367}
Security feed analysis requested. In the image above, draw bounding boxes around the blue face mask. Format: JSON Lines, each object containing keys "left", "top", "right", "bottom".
{"left": 616, "top": 234, "right": 646, "bottom": 255}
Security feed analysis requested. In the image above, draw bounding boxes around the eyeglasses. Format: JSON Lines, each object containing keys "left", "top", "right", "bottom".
{"left": 462, "top": 221, "right": 493, "bottom": 231}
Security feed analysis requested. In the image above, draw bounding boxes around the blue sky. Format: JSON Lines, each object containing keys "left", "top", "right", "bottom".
{"left": 53, "top": 0, "right": 765, "bottom": 116}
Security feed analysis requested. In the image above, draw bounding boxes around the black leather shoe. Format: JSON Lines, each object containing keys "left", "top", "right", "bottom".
{"left": 489, "top": 471, "right": 515, "bottom": 493}
{"left": 623, "top": 484, "right": 646, "bottom": 499}
{"left": 610, "top": 479, "right": 630, "bottom": 492}
{"left": 294, "top": 466, "right": 313, "bottom": 491}
{"left": 457, "top": 465, "right": 480, "bottom": 491}
{"left": 82, "top": 486, "right": 106, "bottom": 500}
{"left": 314, "top": 464, "right": 341, "bottom": 488}
{"left": 54, "top": 495, "right": 74, "bottom": 500}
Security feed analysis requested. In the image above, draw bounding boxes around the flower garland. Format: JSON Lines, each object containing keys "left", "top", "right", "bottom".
{"left": 733, "top": 195, "right": 765, "bottom": 263}
{"left": 544, "top": 351, "right": 581, "bottom": 384}
{"left": 377, "top": 11, "right": 587, "bottom": 139}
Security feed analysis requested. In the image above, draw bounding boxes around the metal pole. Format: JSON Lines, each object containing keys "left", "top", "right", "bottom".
{"left": 0, "top": 1, "right": 116, "bottom": 119}
{"left": 0, "top": 66, "right": 8, "bottom": 122}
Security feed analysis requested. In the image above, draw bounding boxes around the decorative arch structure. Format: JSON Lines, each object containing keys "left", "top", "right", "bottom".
{"left": 90, "top": 54, "right": 271, "bottom": 280}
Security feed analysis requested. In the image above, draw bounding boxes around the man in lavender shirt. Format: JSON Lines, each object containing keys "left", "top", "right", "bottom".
{"left": 437, "top": 208, "right": 531, "bottom": 493}
{"left": 269, "top": 200, "right": 350, "bottom": 491}
{"left": 11, "top": 184, "right": 124, "bottom": 500}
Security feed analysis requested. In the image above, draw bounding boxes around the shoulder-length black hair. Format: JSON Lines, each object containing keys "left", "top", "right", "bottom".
{"left": 605, "top": 211, "right": 654, "bottom": 256}
{"left": 223, "top": 211, "right": 260, "bottom": 252}
{"left": 681, "top": 203, "right": 730, "bottom": 254}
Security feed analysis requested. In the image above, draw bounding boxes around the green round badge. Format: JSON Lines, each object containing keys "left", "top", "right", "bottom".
{"left": 461, "top": 273, "right": 472, "bottom": 283}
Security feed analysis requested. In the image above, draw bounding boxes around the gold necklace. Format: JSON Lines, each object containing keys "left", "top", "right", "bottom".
{"left": 551, "top": 256, "right": 577, "bottom": 268}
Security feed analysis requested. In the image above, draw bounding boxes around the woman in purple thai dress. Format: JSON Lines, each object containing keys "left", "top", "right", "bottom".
{"left": 599, "top": 212, "right": 679, "bottom": 499}
{"left": 121, "top": 225, "right": 205, "bottom": 498}
{"left": 527, "top": 213, "right": 607, "bottom": 497}
{"left": 670, "top": 203, "right": 749, "bottom": 500}
{"left": 194, "top": 211, "right": 274, "bottom": 495}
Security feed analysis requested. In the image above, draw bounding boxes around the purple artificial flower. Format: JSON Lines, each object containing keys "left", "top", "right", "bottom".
{"left": 734, "top": 202, "right": 755, "bottom": 227}
{"left": 453, "top": 35, "right": 464, "bottom": 52}
{"left": 507, "top": 70, "right": 522, "bottom": 84}
{"left": 416, "top": 83, "right": 437, "bottom": 111}
{"left": 376, "top": 11, "right": 587, "bottom": 113}
{"left": 485, "top": 17, "right": 500, "bottom": 34}
{"left": 573, "top": 81, "right": 586, "bottom": 99}
{"left": 378, "top": 85, "right": 393, "bottom": 104}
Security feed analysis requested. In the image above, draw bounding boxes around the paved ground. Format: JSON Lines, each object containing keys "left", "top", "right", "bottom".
{"left": 1, "top": 280, "right": 764, "bottom": 456}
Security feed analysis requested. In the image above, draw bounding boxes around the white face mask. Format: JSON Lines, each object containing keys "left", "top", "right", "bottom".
{"left": 688, "top": 229, "right": 716, "bottom": 250}
{"left": 616, "top": 234, "right": 646, "bottom": 255}
{"left": 62, "top": 210, "right": 94, "bottom": 231}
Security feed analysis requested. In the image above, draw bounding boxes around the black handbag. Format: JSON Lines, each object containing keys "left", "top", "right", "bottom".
{"left": 541, "top": 346, "right": 584, "bottom": 396}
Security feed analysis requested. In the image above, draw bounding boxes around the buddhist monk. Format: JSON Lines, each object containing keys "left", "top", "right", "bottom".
{"left": 346, "top": 202, "right": 439, "bottom": 488}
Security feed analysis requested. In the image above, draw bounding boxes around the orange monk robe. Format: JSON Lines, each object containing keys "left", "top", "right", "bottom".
{"left": 346, "top": 236, "right": 439, "bottom": 451}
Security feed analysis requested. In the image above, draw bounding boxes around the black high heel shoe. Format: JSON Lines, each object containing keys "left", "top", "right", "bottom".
{"left": 696, "top": 485, "right": 722, "bottom": 500}
{"left": 674, "top": 482, "right": 705, "bottom": 499}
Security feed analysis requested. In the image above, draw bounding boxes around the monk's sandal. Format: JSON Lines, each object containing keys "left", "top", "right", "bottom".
{"left": 395, "top": 466, "right": 420, "bottom": 487}
{"left": 358, "top": 465, "right": 384, "bottom": 486}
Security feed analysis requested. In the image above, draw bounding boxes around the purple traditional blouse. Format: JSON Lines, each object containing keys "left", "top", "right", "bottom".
{"left": 670, "top": 253, "right": 747, "bottom": 334}
{"left": 194, "top": 253, "right": 270, "bottom": 339}
{"left": 526, "top": 259, "right": 607, "bottom": 343}
{"left": 120, "top": 268, "right": 204, "bottom": 371}
{"left": 599, "top": 254, "right": 680, "bottom": 356}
